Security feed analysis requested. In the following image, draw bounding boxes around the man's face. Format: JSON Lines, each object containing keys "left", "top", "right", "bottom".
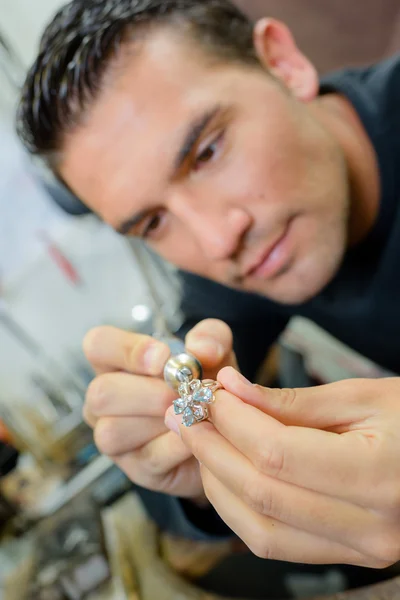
{"left": 61, "top": 30, "right": 349, "bottom": 304}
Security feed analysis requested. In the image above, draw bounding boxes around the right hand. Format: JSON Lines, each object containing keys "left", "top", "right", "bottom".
{"left": 82, "top": 319, "right": 237, "bottom": 501}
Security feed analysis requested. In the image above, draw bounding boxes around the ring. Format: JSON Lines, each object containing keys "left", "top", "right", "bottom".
{"left": 173, "top": 379, "right": 223, "bottom": 427}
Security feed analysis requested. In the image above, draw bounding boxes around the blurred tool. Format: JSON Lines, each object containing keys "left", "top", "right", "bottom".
{"left": 130, "top": 242, "right": 202, "bottom": 391}
{"left": 25, "top": 501, "right": 110, "bottom": 599}
{"left": 130, "top": 241, "right": 176, "bottom": 338}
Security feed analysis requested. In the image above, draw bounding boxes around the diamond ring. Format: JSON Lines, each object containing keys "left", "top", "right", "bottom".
{"left": 173, "top": 379, "right": 223, "bottom": 427}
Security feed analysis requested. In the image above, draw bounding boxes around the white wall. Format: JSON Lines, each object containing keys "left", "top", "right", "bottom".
{"left": 0, "top": 0, "right": 66, "bottom": 119}
{"left": 1, "top": 0, "right": 65, "bottom": 67}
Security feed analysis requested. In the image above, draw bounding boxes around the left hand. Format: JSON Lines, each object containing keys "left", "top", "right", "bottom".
{"left": 165, "top": 368, "right": 400, "bottom": 568}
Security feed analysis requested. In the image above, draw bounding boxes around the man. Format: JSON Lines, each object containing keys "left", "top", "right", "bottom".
{"left": 17, "top": 0, "right": 400, "bottom": 597}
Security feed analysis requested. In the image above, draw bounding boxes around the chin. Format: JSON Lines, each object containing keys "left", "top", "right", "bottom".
{"left": 254, "top": 252, "right": 344, "bottom": 306}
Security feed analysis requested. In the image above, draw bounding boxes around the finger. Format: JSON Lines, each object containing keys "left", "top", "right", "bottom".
{"left": 82, "top": 402, "right": 96, "bottom": 428}
{"left": 186, "top": 319, "right": 237, "bottom": 373}
{"left": 83, "top": 326, "right": 170, "bottom": 376}
{"left": 114, "top": 434, "right": 203, "bottom": 498}
{"left": 94, "top": 416, "right": 167, "bottom": 456}
{"left": 170, "top": 410, "right": 385, "bottom": 557}
{"left": 213, "top": 390, "right": 382, "bottom": 507}
{"left": 201, "top": 469, "right": 371, "bottom": 566}
{"left": 166, "top": 392, "right": 379, "bottom": 509}
{"left": 218, "top": 367, "right": 383, "bottom": 429}
{"left": 134, "top": 430, "right": 194, "bottom": 476}
{"left": 86, "top": 372, "right": 176, "bottom": 419}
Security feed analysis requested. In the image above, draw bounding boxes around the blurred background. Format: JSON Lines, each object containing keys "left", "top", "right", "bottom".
{"left": 0, "top": 1, "right": 399, "bottom": 599}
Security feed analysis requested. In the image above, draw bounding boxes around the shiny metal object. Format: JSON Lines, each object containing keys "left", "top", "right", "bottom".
{"left": 164, "top": 351, "right": 203, "bottom": 392}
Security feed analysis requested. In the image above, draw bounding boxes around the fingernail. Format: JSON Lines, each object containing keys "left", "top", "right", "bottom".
{"left": 165, "top": 414, "right": 181, "bottom": 436}
{"left": 190, "top": 338, "right": 225, "bottom": 362}
{"left": 144, "top": 343, "right": 170, "bottom": 375}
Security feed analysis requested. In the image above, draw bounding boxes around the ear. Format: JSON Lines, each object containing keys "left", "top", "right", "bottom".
{"left": 253, "top": 18, "right": 319, "bottom": 102}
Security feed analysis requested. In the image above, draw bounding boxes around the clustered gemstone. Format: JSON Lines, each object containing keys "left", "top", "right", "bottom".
{"left": 173, "top": 379, "right": 215, "bottom": 427}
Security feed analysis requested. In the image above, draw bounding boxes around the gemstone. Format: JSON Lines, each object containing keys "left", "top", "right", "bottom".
{"left": 173, "top": 398, "right": 188, "bottom": 415}
{"left": 193, "top": 387, "right": 213, "bottom": 404}
{"left": 193, "top": 404, "right": 206, "bottom": 421}
{"left": 182, "top": 407, "right": 196, "bottom": 427}
{"left": 178, "top": 383, "right": 190, "bottom": 397}
{"left": 189, "top": 380, "right": 201, "bottom": 392}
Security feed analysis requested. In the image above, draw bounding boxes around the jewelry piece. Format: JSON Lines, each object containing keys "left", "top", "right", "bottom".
{"left": 173, "top": 379, "right": 223, "bottom": 427}
{"left": 161, "top": 337, "right": 222, "bottom": 426}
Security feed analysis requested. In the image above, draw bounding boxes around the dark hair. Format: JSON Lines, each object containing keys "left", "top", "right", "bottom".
{"left": 16, "top": 0, "right": 258, "bottom": 160}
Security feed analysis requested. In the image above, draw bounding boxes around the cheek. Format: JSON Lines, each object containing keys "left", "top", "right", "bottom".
{"left": 210, "top": 146, "right": 272, "bottom": 210}
{"left": 293, "top": 212, "right": 346, "bottom": 283}
{"left": 152, "top": 230, "right": 207, "bottom": 274}
{"left": 217, "top": 127, "right": 306, "bottom": 212}
{"left": 156, "top": 233, "right": 228, "bottom": 283}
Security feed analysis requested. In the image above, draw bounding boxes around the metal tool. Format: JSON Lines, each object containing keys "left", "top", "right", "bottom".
{"left": 129, "top": 242, "right": 203, "bottom": 391}
{"left": 163, "top": 343, "right": 202, "bottom": 392}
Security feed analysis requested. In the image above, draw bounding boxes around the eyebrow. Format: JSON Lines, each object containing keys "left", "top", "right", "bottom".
{"left": 116, "top": 105, "right": 221, "bottom": 235}
{"left": 173, "top": 105, "right": 221, "bottom": 172}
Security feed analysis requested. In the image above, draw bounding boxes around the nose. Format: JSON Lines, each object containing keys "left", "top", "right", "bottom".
{"left": 171, "top": 194, "right": 252, "bottom": 261}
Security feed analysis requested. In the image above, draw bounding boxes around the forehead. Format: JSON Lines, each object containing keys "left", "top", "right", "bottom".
{"left": 60, "top": 32, "right": 237, "bottom": 218}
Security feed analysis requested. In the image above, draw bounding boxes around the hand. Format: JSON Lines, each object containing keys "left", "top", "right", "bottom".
{"left": 166, "top": 369, "right": 400, "bottom": 568}
{"left": 82, "top": 319, "right": 236, "bottom": 501}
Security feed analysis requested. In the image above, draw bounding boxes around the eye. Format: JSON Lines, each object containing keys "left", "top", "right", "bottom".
{"left": 194, "top": 132, "right": 224, "bottom": 171}
{"left": 142, "top": 211, "right": 165, "bottom": 239}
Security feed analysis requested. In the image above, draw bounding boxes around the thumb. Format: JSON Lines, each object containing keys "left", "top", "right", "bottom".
{"left": 186, "top": 319, "right": 237, "bottom": 375}
{"left": 217, "top": 367, "right": 379, "bottom": 429}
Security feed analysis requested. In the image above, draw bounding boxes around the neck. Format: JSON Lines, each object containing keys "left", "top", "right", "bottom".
{"left": 311, "top": 93, "right": 380, "bottom": 247}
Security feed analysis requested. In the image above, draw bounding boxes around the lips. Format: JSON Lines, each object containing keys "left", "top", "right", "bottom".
{"left": 244, "top": 224, "right": 291, "bottom": 280}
